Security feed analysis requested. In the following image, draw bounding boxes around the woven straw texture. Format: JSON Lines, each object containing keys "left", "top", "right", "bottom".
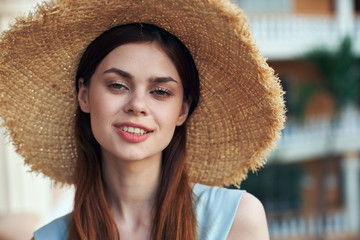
{"left": 0, "top": 0, "right": 285, "bottom": 186}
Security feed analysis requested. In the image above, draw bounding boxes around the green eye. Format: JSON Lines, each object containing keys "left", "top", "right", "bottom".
{"left": 151, "top": 88, "right": 171, "bottom": 96}
{"left": 109, "top": 82, "right": 127, "bottom": 90}
{"left": 153, "top": 90, "right": 169, "bottom": 95}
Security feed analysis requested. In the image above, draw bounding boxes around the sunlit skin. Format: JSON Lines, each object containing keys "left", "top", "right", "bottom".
{"left": 77, "top": 42, "right": 269, "bottom": 240}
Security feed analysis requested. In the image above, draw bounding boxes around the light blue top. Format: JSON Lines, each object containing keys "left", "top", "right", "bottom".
{"left": 34, "top": 184, "right": 244, "bottom": 240}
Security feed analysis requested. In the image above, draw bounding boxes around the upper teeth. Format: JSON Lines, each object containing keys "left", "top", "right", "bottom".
{"left": 120, "top": 126, "right": 147, "bottom": 135}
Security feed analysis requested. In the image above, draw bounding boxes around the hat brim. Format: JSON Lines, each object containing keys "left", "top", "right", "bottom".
{"left": 0, "top": 0, "right": 285, "bottom": 186}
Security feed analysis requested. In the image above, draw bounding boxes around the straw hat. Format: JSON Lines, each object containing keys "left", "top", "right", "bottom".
{"left": 0, "top": 0, "right": 285, "bottom": 186}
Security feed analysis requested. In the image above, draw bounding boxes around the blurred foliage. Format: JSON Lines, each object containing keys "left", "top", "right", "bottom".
{"left": 286, "top": 37, "right": 360, "bottom": 118}
{"left": 286, "top": 82, "right": 322, "bottom": 119}
{"left": 306, "top": 37, "right": 360, "bottom": 108}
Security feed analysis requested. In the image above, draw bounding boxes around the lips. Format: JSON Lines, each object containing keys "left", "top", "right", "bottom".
{"left": 114, "top": 122, "right": 153, "bottom": 143}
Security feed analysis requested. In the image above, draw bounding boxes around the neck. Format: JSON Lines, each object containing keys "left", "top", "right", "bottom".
{"left": 101, "top": 151, "right": 162, "bottom": 225}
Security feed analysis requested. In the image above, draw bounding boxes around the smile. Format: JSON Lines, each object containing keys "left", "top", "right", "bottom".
{"left": 114, "top": 122, "right": 153, "bottom": 143}
{"left": 119, "top": 126, "right": 149, "bottom": 135}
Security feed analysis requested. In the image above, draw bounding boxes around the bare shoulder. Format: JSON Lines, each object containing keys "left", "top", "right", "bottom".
{"left": 226, "top": 192, "right": 269, "bottom": 240}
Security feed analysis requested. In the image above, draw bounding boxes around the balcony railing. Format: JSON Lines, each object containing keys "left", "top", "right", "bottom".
{"left": 247, "top": 13, "right": 360, "bottom": 59}
{"left": 270, "top": 107, "right": 360, "bottom": 163}
{"left": 268, "top": 209, "right": 358, "bottom": 240}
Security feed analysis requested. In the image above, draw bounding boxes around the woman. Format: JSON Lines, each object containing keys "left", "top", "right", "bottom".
{"left": 0, "top": 0, "right": 285, "bottom": 239}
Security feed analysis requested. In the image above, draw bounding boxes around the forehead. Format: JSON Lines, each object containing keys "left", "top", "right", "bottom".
{"left": 96, "top": 42, "right": 180, "bottom": 78}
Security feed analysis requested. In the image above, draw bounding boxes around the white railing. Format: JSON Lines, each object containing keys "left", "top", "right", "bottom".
{"left": 271, "top": 107, "right": 360, "bottom": 162}
{"left": 251, "top": 14, "right": 339, "bottom": 41}
{"left": 247, "top": 13, "right": 360, "bottom": 59}
{"left": 268, "top": 210, "right": 357, "bottom": 239}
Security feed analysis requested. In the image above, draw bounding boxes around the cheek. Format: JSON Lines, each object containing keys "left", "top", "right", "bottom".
{"left": 156, "top": 102, "right": 183, "bottom": 128}
{"left": 88, "top": 95, "right": 117, "bottom": 133}
{"left": 90, "top": 91, "right": 119, "bottom": 116}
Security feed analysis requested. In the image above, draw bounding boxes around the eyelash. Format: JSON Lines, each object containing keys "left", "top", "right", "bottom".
{"left": 108, "top": 82, "right": 172, "bottom": 98}
{"left": 150, "top": 87, "right": 171, "bottom": 97}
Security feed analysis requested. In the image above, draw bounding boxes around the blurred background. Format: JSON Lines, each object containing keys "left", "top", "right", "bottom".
{"left": 0, "top": 0, "right": 359, "bottom": 239}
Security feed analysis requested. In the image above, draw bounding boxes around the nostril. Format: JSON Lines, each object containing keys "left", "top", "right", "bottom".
{"left": 123, "top": 103, "right": 148, "bottom": 116}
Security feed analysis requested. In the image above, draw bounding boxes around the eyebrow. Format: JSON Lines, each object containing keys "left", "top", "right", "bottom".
{"left": 103, "top": 67, "right": 178, "bottom": 84}
{"left": 150, "top": 77, "right": 178, "bottom": 84}
{"left": 103, "top": 68, "right": 133, "bottom": 79}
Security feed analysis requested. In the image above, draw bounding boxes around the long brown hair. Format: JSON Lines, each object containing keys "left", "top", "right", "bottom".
{"left": 70, "top": 23, "right": 200, "bottom": 240}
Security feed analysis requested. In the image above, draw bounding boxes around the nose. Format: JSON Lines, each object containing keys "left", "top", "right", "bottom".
{"left": 123, "top": 91, "right": 149, "bottom": 116}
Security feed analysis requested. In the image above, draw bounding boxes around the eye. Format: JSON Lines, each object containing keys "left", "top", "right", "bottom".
{"left": 150, "top": 87, "right": 172, "bottom": 99}
{"left": 108, "top": 82, "right": 128, "bottom": 91}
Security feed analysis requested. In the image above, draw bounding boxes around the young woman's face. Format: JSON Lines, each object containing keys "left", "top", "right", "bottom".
{"left": 78, "top": 42, "right": 190, "bottom": 163}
